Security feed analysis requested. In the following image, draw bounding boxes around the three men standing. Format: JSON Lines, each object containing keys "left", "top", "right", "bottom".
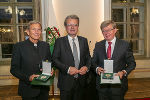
{"left": 10, "top": 15, "right": 135, "bottom": 100}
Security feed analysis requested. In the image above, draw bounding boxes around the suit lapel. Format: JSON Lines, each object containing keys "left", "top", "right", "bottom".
{"left": 112, "top": 38, "right": 119, "bottom": 59}
{"left": 78, "top": 36, "right": 83, "bottom": 63}
{"left": 64, "top": 36, "right": 74, "bottom": 59}
{"left": 102, "top": 40, "right": 107, "bottom": 59}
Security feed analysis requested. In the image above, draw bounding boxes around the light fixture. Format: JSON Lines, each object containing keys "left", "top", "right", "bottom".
{"left": 131, "top": 7, "right": 139, "bottom": 15}
{"left": 16, "top": 7, "right": 26, "bottom": 15}
{"left": 19, "top": 9, "right": 25, "bottom": 15}
{"left": 0, "top": 28, "right": 12, "bottom": 33}
{"left": 122, "top": 0, "right": 127, "bottom": 3}
{"left": 5, "top": 6, "right": 12, "bottom": 14}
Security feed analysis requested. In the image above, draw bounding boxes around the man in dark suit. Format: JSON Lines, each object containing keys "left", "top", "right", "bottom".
{"left": 92, "top": 20, "right": 136, "bottom": 100}
{"left": 52, "top": 14, "right": 91, "bottom": 100}
{"left": 10, "top": 21, "right": 52, "bottom": 100}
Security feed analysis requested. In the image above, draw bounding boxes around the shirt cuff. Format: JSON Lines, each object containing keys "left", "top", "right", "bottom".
{"left": 67, "top": 67, "right": 70, "bottom": 74}
{"left": 122, "top": 70, "right": 127, "bottom": 76}
{"left": 96, "top": 67, "right": 99, "bottom": 74}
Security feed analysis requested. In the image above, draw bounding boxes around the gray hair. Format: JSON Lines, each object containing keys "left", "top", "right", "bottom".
{"left": 100, "top": 20, "right": 117, "bottom": 30}
{"left": 27, "top": 20, "right": 42, "bottom": 30}
{"left": 64, "top": 14, "right": 79, "bottom": 26}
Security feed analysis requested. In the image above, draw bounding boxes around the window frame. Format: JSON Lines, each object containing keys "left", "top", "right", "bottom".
{"left": 0, "top": 0, "right": 36, "bottom": 61}
{"left": 111, "top": 0, "right": 145, "bottom": 56}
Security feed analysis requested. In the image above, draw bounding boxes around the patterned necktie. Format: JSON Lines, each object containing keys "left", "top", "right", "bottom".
{"left": 107, "top": 42, "right": 112, "bottom": 59}
{"left": 72, "top": 38, "right": 79, "bottom": 78}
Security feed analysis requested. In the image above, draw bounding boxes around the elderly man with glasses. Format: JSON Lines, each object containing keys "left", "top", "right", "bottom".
{"left": 92, "top": 20, "right": 136, "bottom": 100}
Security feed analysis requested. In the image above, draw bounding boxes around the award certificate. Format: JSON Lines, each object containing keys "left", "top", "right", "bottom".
{"left": 104, "top": 60, "right": 113, "bottom": 73}
{"left": 100, "top": 60, "right": 121, "bottom": 84}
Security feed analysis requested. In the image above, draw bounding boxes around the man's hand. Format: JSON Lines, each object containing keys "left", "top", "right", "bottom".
{"left": 69, "top": 67, "right": 79, "bottom": 75}
{"left": 97, "top": 67, "right": 105, "bottom": 75}
{"left": 115, "top": 71, "right": 124, "bottom": 79}
{"left": 40, "top": 68, "right": 43, "bottom": 71}
{"left": 51, "top": 68, "right": 54, "bottom": 76}
{"left": 29, "top": 74, "right": 39, "bottom": 81}
{"left": 79, "top": 66, "right": 88, "bottom": 75}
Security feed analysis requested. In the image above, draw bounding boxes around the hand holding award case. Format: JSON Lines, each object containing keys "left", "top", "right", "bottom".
{"left": 31, "top": 61, "right": 53, "bottom": 86}
{"left": 100, "top": 60, "right": 121, "bottom": 84}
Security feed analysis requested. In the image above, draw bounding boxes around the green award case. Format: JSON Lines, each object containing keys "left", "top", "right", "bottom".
{"left": 31, "top": 61, "right": 53, "bottom": 86}
{"left": 35, "top": 74, "right": 50, "bottom": 82}
{"left": 102, "top": 73, "right": 113, "bottom": 80}
{"left": 100, "top": 73, "right": 121, "bottom": 84}
{"left": 31, "top": 75, "right": 54, "bottom": 86}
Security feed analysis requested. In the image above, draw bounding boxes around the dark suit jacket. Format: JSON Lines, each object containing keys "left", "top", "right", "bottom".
{"left": 52, "top": 35, "right": 91, "bottom": 91}
{"left": 10, "top": 39, "right": 51, "bottom": 98}
{"left": 92, "top": 38, "right": 136, "bottom": 94}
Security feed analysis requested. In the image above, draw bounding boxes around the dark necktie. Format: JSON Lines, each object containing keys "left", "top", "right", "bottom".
{"left": 72, "top": 38, "right": 79, "bottom": 78}
{"left": 107, "top": 42, "right": 112, "bottom": 59}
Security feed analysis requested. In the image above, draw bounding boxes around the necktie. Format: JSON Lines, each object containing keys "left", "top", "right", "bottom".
{"left": 107, "top": 42, "right": 112, "bottom": 59}
{"left": 72, "top": 38, "right": 79, "bottom": 78}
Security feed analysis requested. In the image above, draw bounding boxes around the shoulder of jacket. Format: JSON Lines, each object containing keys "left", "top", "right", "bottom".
{"left": 78, "top": 36, "right": 86, "bottom": 39}
{"left": 117, "top": 39, "right": 129, "bottom": 45}
{"left": 14, "top": 40, "right": 26, "bottom": 46}
{"left": 96, "top": 40, "right": 105, "bottom": 45}
{"left": 39, "top": 40, "right": 48, "bottom": 45}
{"left": 56, "top": 36, "right": 67, "bottom": 41}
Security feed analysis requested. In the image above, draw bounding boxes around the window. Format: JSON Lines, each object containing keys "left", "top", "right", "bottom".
{"left": 0, "top": 0, "right": 35, "bottom": 59}
{"left": 112, "top": 0, "right": 145, "bottom": 55}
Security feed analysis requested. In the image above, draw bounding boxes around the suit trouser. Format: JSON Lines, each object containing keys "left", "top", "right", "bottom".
{"left": 22, "top": 87, "right": 49, "bottom": 100}
{"left": 60, "top": 78, "right": 84, "bottom": 100}
{"left": 97, "top": 84, "right": 124, "bottom": 100}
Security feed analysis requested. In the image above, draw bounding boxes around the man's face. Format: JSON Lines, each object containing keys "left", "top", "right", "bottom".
{"left": 65, "top": 19, "right": 79, "bottom": 37}
{"left": 27, "top": 23, "right": 42, "bottom": 42}
{"left": 102, "top": 24, "right": 117, "bottom": 41}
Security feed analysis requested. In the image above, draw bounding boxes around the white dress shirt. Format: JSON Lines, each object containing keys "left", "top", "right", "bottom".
{"left": 105, "top": 37, "right": 116, "bottom": 58}
{"left": 68, "top": 35, "right": 80, "bottom": 61}
{"left": 67, "top": 35, "right": 80, "bottom": 74}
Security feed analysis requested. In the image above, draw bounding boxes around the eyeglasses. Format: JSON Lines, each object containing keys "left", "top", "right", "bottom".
{"left": 66, "top": 24, "right": 78, "bottom": 27}
{"left": 102, "top": 28, "right": 114, "bottom": 33}
{"left": 31, "top": 28, "right": 42, "bottom": 32}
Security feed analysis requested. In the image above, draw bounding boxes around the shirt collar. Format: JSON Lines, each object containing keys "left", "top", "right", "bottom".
{"left": 68, "top": 35, "right": 77, "bottom": 41}
{"left": 106, "top": 37, "right": 116, "bottom": 45}
{"left": 27, "top": 39, "right": 40, "bottom": 46}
